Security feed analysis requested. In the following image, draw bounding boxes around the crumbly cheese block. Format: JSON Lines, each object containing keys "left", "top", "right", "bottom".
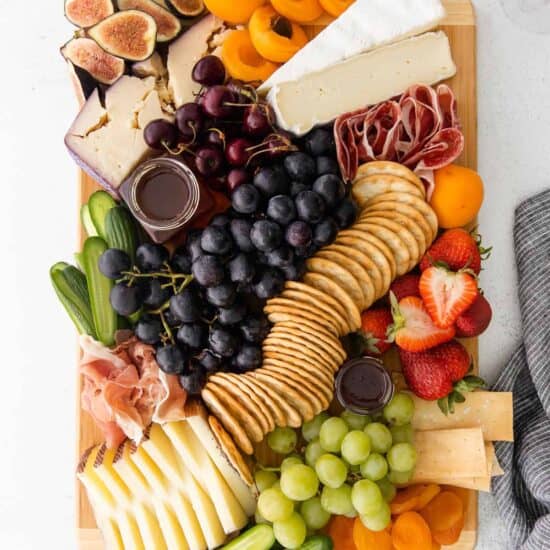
{"left": 413, "top": 428, "right": 488, "bottom": 481}
{"left": 259, "top": 0, "right": 446, "bottom": 92}
{"left": 268, "top": 31, "right": 456, "bottom": 136}
{"left": 412, "top": 392, "right": 514, "bottom": 441}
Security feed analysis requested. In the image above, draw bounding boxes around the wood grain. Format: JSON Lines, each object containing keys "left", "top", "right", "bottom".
{"left": 76, "top": 1, "right": 478, "bottom": 547}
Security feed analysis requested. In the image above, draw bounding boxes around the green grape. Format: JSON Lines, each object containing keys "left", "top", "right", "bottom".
{"left": 376, "top": 477, "right": 397, "bottom": 502}
{"left": 390, "top": 423, "right": 414, "bottom": 444}
{"left": 255, "top": 508, "right": 269, "bottom": 525}
{"left": 281, "top": 456, "right": 304, "bottom": 473}
{"left": 267, "top": 427, "right": 297, "bottom": 455}
{"left": 257, "top": 487, "right": 294, "bottom": 522}
{"left": 387, "top": 469, "right": 414, "bottom": 485}
{"left": 302, "top": 412, "right": 330, "bottom": 442}
{"left": 360, "top": 453, "right": 388, "bottom": 481}
{"left": 271, "top": 480, "right": 281, "bottom": 491}
{"left": 351, "top": 479, "right": 384, "bottom": 515}
{"left": 341, "top": 410, "right": 371, "bottom": 430}
{"left": 364, "top": 422, "right": 393, "bottom": 454}
{"left": 359, "top": 500, "right": 391, "bottom": 532}
{"left": 305, "top": 439, "right": 324, "bottom": 468}
{"left": 387, "top": 442, "right": 417, "bottom": 472}
{"left": 319, "top": 417, "right": 349, "bottom": 453}
{"left": 281, "top": 464, "right": 319, "bottom": 501}
{"left": 315, "top": 454, "right": 348, "bottom": 489}
{"left": 321, "top": 483, "right": 355, "bottom": 516}
{"left": 300, "top": 497, "right": 331, "bottom": 530}
{"left": 273, "top": 512, "right": 307, "bottom": 549}
{"left": 383, "top": 392, "right": 415, "bottom": 426}
{"left": 341, "top": 430, "right": 371, "bottom": 465}
{"left": 254, "top": 469, "right": 278, "bottom": 492}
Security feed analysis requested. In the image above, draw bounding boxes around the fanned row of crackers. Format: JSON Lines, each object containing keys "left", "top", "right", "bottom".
{"left": 202, "top": 162, "right": 439, "bottom": 455}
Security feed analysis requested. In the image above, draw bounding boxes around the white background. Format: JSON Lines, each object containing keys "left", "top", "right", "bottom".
{"left": 1, "top": 1, "right": 549, "bottom": 548}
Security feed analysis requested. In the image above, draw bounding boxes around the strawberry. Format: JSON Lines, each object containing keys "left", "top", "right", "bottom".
{"left": 389, "top": 273, "right": 421, "bottom": 301}
{"left": 388, "top": 294, "right": 455, "bottom": 352}
{"left": 359, "top": 307, "right": 393, "bottom": 355}
{"left": 399, "top": 340, "right": 485, "bottom": 413}
{"left": 420, "top": 228, "right": 491, "bottom": 275}
{"left": 419, "top": 266, "right": 478, "bottom": 329}
{"left": 455, "top": 293, "right": 493, "bottom": 337}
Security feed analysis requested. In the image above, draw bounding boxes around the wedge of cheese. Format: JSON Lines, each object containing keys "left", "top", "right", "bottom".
{"left": 412, "top": 392, "right": 514, "bottom": 441}
{"left": 259, "top": 0, "right": 446, "bottom": 92}
{"left": 268, "top": 31, "right": 456, "bottom": 136}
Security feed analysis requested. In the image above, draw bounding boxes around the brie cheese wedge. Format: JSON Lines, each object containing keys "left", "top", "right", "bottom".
{"left": 268, "top": 31, "right": 456, "bottom": 136}
{"left": 259, "top": 0, "right": 446, "bottom": 93}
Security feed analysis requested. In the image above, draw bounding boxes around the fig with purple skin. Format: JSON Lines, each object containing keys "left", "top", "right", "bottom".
{"left": 64, "top": 0, "right": 114, "bottom": 28}
{"left": 168, "top": 0, "right": 205, "bottom": 16}
{"left": 117, "top": 0, "right": 181, "bottom": 42}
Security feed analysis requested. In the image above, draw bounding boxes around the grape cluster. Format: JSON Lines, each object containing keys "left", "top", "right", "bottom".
{"left": 99, "top": 242, "right": 271, "bottom": 395}
{"left": 254, "top": 393, "right": 417, "bottom": 548}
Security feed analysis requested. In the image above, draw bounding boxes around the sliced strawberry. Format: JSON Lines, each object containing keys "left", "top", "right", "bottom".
{"left": 455, "top": 293, "right": 493, "bottom": 338}
{"left": 389, "top": 294, "right": 455, "bottom": 352}
{"left": 419, "top": 266, "right": 478, "bottom": 329}
{"left": 360, "top": 307, "right": 393, "bottom": 355}
{"left": 389, "top": 273, "right": 421, "bottom": 302}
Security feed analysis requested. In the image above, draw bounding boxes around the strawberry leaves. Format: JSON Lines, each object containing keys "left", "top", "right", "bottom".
{"left": 437, "top": 375, "right": 485, "bottom": 415}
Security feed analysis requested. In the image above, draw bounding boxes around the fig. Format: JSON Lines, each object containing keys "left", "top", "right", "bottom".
{"left": 61, "top": 37, "right": 125, "bottom": 85}
{"left": 168, "top": 0, "right": 205, "bottom": 16}
{"left": 67, "top": 62, "right": 98, "bottom": 105}
{"left": 88, "top": 10, "right": 157, "bottom": 61}
{"left": 64, "top": 0, "right": 114, "bottom": 28}
{"left": 117, "top": 0, "right": 182, "bottom": 42}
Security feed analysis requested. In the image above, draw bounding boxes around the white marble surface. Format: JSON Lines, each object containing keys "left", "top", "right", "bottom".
{"left": 0, "top": 1, "right": 549, "bottom": 548}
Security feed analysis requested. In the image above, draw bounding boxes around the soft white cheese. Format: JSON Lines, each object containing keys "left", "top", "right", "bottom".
{"left": 268, "top": 31, "right": 456, "bottom": 136}
{"left": 258, "top": 0, "right": 446, "bottom": 93}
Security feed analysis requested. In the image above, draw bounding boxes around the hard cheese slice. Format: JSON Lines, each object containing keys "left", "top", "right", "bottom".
{"left": 268, "top": 31, "right": 456, "bottom": 135}
{"left": 259, "top": 0, "right": 445, "bottom": 92}
{"left": 412, "top": 392, "right": 514, "bottom": 441}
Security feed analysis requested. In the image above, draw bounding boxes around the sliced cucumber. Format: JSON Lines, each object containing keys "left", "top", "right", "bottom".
{"left": 105, "top": 206, "right": 138, "bottom": 262}
{"left": 50, "top": 262, "right": 96, "bottom": 337}
{"left": 80, "top": 204, "right": 98, "bottom": 237}
{"left": 88, "top": 190, "right": 117, "bottom": 240}
{"left": 222, "top": 525, "right": 275, "bottom": 550}
{"left": 82, "top": 237, "right": 117, "bottom": 346}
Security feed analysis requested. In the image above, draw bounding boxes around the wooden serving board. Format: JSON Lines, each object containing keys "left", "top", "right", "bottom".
{"left": 76, "top": 1, "right": 477, "bottom": 547}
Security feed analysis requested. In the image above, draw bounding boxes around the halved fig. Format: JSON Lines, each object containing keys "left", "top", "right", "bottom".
{"left": 88, "top": 10, "right": 157, "bottom": 61}
{"left": 168, "top": 0, "right": 204, "bottom": 16}
{"left": 61, "top": 37, "right": 125, "bottom": 85}
{"left": 64, "top": 0, "right": 114, "bottom": 28}
{"left": 117, "top": 0, "right": 182, "bottom": 42}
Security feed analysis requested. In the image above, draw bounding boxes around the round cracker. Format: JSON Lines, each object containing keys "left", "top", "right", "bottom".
{"left": 266, "top": 297, "right": 341, "bottom": 333}
{"left": 263, "top": 345, "right": 336, "bottom": 375}
{"left": 209, "top": 374, "right": 274, "bottom": 434}
{"left": 364, "top": 192, "right": 438, "bottom": 239}
{"left": 315, "top": 249, "right": 376, "bottom": 309}
{"left": 305, "top": 257, "right": 365, "bottom": 312}
{"left": 202, "top": 387, "right": 254, "bottom": 454}
{"left": 263, "top": 338, "right": 337, "bottom": 374}
{"left": 262, "top": 355, "right": 334, "bottom": 387}
{"left": 352, "top": 222, "right": 411, "bottom": 276}
{"left": 323, "top": 243, "right": 384, "bottom": 301}
{"left": 264, "top": 304, "right": 338, "bottom": 335}
{"left": 272, "top": 313, "right": 342, "bottom": 340}
{"left": 356, "top": 161, "right": 425, "bottom": 194}
{"left": 301, "top": 273, "right": 362, "bottom": 333}
{"left": 280, "top": 289, "right": 349, "bottom": 336}
{"left": 352, "top": 174, "right": 425, "bottom": 206}
{"left": 362, "top": 200, "right": 434, "bottom": 247}
{"left": 250, "top": 371, "right": 316, "bottom": 421}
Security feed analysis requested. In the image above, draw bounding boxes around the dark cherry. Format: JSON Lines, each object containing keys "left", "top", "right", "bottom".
{"left": 227, "top": 168, "right": 250, "bottom": 192}
{"left": 144, "top": 119, "right": 178, "bottom": 150}
{"left": 195, "top": 146, "right": 224, "bottom": 177}
{"left": 225, "top": 137, "right": 253, "bottom": 167}
{"left": 243, "top": 105, "right": 272, "bottom": 137}
{"left": 201, "top": 86, "right": 237, "bottom": 119}
{"left": 192, "top": 55, "right": 226, "bottom": 86}
{"left": 204, "top": 128, "right": 226, "bottom": 149}
{"left": 175, "top": 103, "right": 203, "bottom": 141}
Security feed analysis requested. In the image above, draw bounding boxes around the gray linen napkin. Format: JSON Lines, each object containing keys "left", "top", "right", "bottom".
{"left": 492, "top": 189, "right": 550, "bottom": 549}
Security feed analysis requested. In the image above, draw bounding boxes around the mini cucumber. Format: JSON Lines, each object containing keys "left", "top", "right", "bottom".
{"left": 299, "top": 535, "right": 334, "bottom": 550}
{"left": 80, "top": 204, "right": 98, "bottom": 237}
{"left": 88, "top": 190, "right": 117, "bottom": 240}
{"left": 50, "top": 262, "right": 96, "bottom": 337}
{"left": 105, "top": 206, "right": 138, "bottom": 261}
{"left": 82, "top": 237, "right": 117, "bottom": 346}
{"left": 221, "top": 525, "right": 275, "bottom": 550}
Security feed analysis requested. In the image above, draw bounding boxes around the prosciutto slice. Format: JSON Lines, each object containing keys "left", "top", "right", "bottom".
{"left": 79, "top": 335, "right": 187, "bottom": 448}
{"left": 335, "top": 84, "right": 464, "bottom": 196}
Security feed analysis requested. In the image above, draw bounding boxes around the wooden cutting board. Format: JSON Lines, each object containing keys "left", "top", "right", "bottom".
{"left": 76, "top": 1, "right": 477, "bottom": 547}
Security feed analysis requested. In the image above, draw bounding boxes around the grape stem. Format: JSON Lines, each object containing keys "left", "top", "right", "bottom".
{"left": 159, "top": 311, "right": 174, "bottom": 345}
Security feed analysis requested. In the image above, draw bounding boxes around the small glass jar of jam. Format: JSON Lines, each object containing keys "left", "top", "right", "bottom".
{"left": 335, "top": 357, "right": 395, "bottom": 415}
{"left": 120, "top": 157, "right": 213, "bottom": 243}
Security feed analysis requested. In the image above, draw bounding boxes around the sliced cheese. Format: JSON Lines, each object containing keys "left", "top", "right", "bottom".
{"left": 133, "top": 502, "right": 168, "bottom": 550}
{"left": 186, "top": 413, "right": 256, "bottom": 516}
{"left": 115, "top": 509, "right": 145, "bottom": 550}
{"left": 163, "top": 422, "right": 248, "bottom": 535}
{"left": 152, "top": 498, "right": 190, "bottom": 550}
{"left": 259, "top": 0, "right": 446, "bottom": 92}
{"left": 77, "top": 446, "right": 116, "bottom": 514}
{"left": 413, "top": 428, "right": 488, "bottom": 481}
{"left": 268, "top": 31, "right": 456, "bottom": 136}
{"left": 412, "top": 392, "right": 514, "bottom": 441}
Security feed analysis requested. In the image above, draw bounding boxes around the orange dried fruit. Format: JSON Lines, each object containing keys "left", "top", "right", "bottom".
{"left": 392, "top": 511, "right": 433, "bottom": 550}
{"left": 319, "top": 0, "right": 353, "bottom": 17}
{"left": 325, "top": 515, "right": 356, "bottom": 550}
{"left": 390, "top": 484, "right": 441, "bottom": 515}
{"left": 353, "top": 516, "right": 392, "bottom": 549}
{"left": 419, "top": 491, "right": 464, "bottom": 537}
{"left": 270, "top": 0, "right": 325, "bottom": 23}
{"left": 203, "top": 0, "right": 266, "bottom": 23}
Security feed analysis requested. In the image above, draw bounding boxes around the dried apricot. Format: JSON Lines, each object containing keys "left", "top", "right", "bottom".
{"left": 319, "top": 0, "right": 353, "bottom": 17}
{"left": 203, "top": 0, "right": 266, "bottom": 23}
{"left": 271, "top": 0, "right": 325, "bottom": 23}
